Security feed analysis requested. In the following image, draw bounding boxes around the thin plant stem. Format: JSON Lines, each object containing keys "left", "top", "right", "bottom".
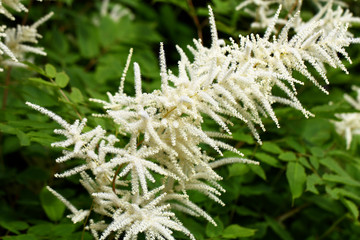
{"left": 187, "top": 0, "right": 203, "bottom": 41}
{"left": 2, "top": 67, "right": 12, "bottom": 110}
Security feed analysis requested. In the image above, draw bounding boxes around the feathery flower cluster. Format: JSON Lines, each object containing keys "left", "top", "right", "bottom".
{"left": 333, "top": 86, "right": 360, "bottom": 149}
{"left": 0, "top": 0, "right": 52, "bottom": 70}
{"left": 236, "top": 0, "right": 349, "bottom": 29}
{"left": 28, "top": 1, "right": 359, "bottom": 239}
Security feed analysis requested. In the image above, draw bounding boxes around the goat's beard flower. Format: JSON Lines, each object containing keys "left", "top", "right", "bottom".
{"left": 0, "top": 1, "right": 52, "bottom": 70}
{"left": 27, "top": 1, "right": 359, "bottom": 239}
{"left": 333, "top": 86, "right": 360, "bottom": 149}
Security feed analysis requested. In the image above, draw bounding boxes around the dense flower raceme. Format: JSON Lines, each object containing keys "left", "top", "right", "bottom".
{"left": 27, "top": 2, "right": 359, "bottom": 240}
{"left": 0, "top": 0, "right": 52, "bottom": 70}
{"left": 236, "top": 0, "right": 349, "bottom": 29}
{"left": 333, "top": 86, "right": 360, "bottom": 149}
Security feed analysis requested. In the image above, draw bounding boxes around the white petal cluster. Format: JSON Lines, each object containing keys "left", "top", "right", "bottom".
{"left": 27, "top": 2, "right": 359, "bottom": 239}
{"left": 0, "top": 1, "right": 51, "bottom": 70}
{"left": 0, "top": 0, "right": 42, "bottom": 20}
{"left": 236, "top": 0, "right": 301, "bottom": 29}
{"left": 236, "top": 0, "right": 351, "bottom": 30}
{"left": 333, "top": 86, "right": 360, "bottom": 149}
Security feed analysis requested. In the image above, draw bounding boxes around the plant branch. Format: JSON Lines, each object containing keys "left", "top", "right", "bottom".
{"left": 2, "top": 67, "right": 12, "bottom": 110}
{"left": 187, "top": 0, "right": 203, "bottom": 41}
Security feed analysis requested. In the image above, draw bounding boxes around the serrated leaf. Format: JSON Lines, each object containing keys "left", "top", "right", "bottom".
{"left": 286, "top": 138, "right": 306, "bottom": 154}
{"left": 342, "top": 198, "right": 359, "bottom": 219}
{"left": 232, "top": 131, "right": 254, "bottom": 144}
{"left": 55, "top": 72, "right": 70, "bottom": 88}
{"left": 23, "top": 61, "right": 45, "bottom": 75}
{"left": 322, "top": 173, "right": 360, "bottom": 187}
{"left": 319, "top": 157, "right": 348, "bottom": 176}
{"left": 28, "top": 77, "right": 56, "bottom": 87}
{"left": 27, "top": 223, "right": 54, "bottom": 236}
{"left": 279, "top": 152, "right": 297, "bottom": 162}
{"left": 309, "top": 146, "right": 324, "bottom": 157}
{"left": 222, "top": 224, "right": 256, "bottom": 238}
{"left": 45, "top": 64, "right": 57, "bottom": 78}
{"left": 286, "top": 162, "right": 306, "bottom": 201}
{"left": 0, "top": 221, "right": 29, "bottom": 234}
{"left": 69, "top": 87, "right": 84, "bottom": 103}
{"left": 306, "top": 173, "right": 323, "bottom": 194}
{"left": 206, "top": 217, "right": 224, "bottom": 238}
{"left": 52, "top": 224, "right": 76, "bottom": 236}
{"left": 309, "top": 156, "right": 319, "bottom": 169}
{"left": 309, "top": 195, "right": 343, "bottom": 215}
{"left": 228, "top": 163, "right": 249, "bottom": 177}
{"left": 0, "top": 123, "right": 30, "bottom": 146}
{"left": 298, "top": 157, "right": 312, "bottom": 169}
{"left": 40, "top": 187, "right": 66, "bottom": 222}
{"left": 249, "top": 164, "right": 266, "bottom": 180}
{"left": 326, "top": 187, "right": 360, "bottom": 202}
{"left": 261, "top": 142, "right": 283, "bottom": 154}
{"left": 255, "top": 152, "right": 281, "bottom": 167}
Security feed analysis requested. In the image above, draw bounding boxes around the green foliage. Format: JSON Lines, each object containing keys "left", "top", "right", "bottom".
{"left": 1, "top": 0, "right": 360, "bottom": 239}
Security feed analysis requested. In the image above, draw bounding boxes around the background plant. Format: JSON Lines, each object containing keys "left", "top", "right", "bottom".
{"left": 1, "top": 0, "right": 360, "bottom": 240}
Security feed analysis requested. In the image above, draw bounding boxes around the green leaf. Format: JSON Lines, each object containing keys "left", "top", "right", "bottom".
{"left": 326, "top": 187, "right": 360, "bottom": 202}
{"left": 23, "top": 61, "right": 45, "bottom": 75}
{"left": 206, "top": 217, "right": 224, "bottom": 238}
{"left": 52, "top": 224, "right": 76, "bottom": 236}
{"left": 27, "top": 223, "right": 54, "bottom": 236}
{"left": 232, "top": 131, "right": 254, "bottom": 144}
{"left": 3, "top": 234, "right": 39, "bottom": 240}
{"left": 98, "top": 16, "right": 118, "bottom": 47}
{"left": 309, "top": 156, "right": 319, "bottom": 170}
{"left": 319, "top": 157, "right": 348, "bottom": 177}
{"left": 265, "top": 216, "right": 294, "bottom": 240}
{"left": 0, "top": 123, "right": 30, "bottom": 146}
{"left": 39, "top": 187, "right": 66, "bottom": 222}
{"left": 76, "top": 22, "right": 99, "bottom": 58}
{"left": 298, "top": 157, "right": 312, "bottom": 169}
{"left": 308, "top": 195, "right": 343, "bottom": 215}
{"left": 55, "top": 72, "right": 70, "bottom": 88}
{"left": 0, "top": 221, "right": 29, "bottom": 234}
{"left": 45, "top": 64, "right": 57, "bottom": 78}
{"left": 228, "top": 163, "right": 249, "bottom": 177}
{"left": 69, "top": 87, "right": 84, "bottom": 103}
{"left": 286, "top": 161, "right": 306, "bottom": 201}
{"left": 306, "top": 174, "right": 323, "bottom": 194}
{"left": 255, "top": 152, "right": 282, "bottom": 167}
{"left": 222, "top": 224, "right": 256, "bottom": 238}
{"left": 342, "top": 198, "right": 359, "bottom": 219}
{"left": 322, "top": 173, "right": 360, "bottom": 187}
{"left": 249, "top": 164, "right": 266, "bottom": 180}
{"left": 279, "top": 152, "right": 297, "bottom": 162}
{"left": 285, "top": 138, "right": 306, "bottom": 154}
{"left": 235, "top": 206, "right": 259, "bottom": 217}
{"left": 28, "top": 77, "right": 56, "bottom": 87}
{"left": 261, "top": 142, "right": 283, "bottom": 154}
{"left": 309, "top": 146, "right": 324, "bottom": 157}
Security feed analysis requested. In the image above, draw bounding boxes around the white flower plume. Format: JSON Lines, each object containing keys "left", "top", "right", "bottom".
{"left": 27, "top": 2, "right": 359, "bottom": 239}
{"left": 1, "top": 12, "right": 53, "bottom": 68}
{"left": 0, "top": 0, "right": 43, "bottom": 20}
{"left": 333, "top": 86, "right": 360, "bottom": 149}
